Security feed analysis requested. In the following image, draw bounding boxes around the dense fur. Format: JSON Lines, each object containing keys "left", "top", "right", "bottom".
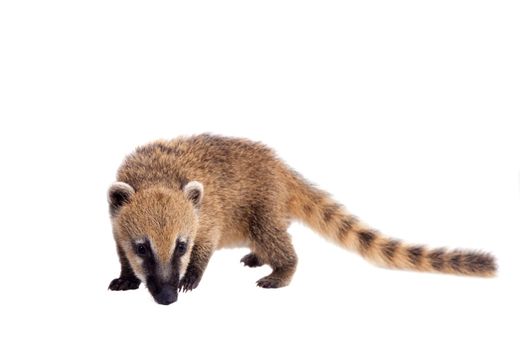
{"left": 287, "top": 173, "right": 496, "bottom": 277}
{"left": 108, "top": 134, "right": 496, "bottom": 304}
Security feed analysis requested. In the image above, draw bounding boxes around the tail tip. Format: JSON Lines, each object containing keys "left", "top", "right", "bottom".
{"left": 462, "top": 250, "right": 497, "bottom": 277}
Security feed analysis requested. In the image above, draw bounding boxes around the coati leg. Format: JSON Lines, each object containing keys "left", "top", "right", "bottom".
{"left": 179, "top": 237, "right": 215, "bottom": 292}
{"left": 247, "top": 205, "right": 298, "bottom": 288}
{"left": 240, "top": 252, "right": 264, "bottom": 268}
{"left": 108, "top": 244, "right": 141, "bottom": 291}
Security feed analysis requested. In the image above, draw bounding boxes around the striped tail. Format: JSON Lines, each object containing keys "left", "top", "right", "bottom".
{"left": 287, "top": 172, "right": 496, "bottom": 277}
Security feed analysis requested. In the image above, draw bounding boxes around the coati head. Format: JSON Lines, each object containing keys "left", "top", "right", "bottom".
{"left": 108, "top": 181, "right": 203, "bottom": 305}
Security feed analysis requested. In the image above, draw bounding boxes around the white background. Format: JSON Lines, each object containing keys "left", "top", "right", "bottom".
{"left": 0, "top": 1, "right": 523, "bottom": 349}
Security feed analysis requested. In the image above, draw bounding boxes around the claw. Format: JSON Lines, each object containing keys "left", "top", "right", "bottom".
{"left": 108, "top": 277, "right": 141, "bottom": 291}
{"left": 178, "top": 269, "right": 202, "bottom": 293}
{"left": 241, "top": 253, "right": 264, "bottom": 268}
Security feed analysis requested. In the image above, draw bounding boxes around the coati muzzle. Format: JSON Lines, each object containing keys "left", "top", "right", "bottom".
{"left": 152, "top": 285, "right": 178, "bottom": 305}
{"left": 147, "top": 275, "right": 179, "bottom": 305}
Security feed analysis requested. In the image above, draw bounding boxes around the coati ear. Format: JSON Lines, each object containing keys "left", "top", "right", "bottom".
{"left": 183, "top": 181, "right": 204, "bottom": 209}
{"left": 108, "top": 181, "right": 135, "bottom": 216}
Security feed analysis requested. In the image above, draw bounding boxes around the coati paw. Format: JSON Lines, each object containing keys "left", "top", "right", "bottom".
{"left": 179, "top": 269, "right": 202, "bottom": 293}
{"left": 241, "top": 253, "right": 264, "bottom": 268}
{"left": 256, "top": 276, "right": 287, "bottom": 289}
{"left": 108, "top": 277, "right": 141, "bottom": 291}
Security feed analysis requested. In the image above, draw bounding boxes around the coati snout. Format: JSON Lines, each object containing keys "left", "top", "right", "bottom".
{"left": 133, "top": 239, "right": 184, "bottom": 305}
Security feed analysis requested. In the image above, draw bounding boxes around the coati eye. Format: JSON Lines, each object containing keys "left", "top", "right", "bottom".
{"left": 175, "top": 241, "right": 187, "bottom": 256}
{"left": 136, "top": 243, "right": 147, "bottom": 256}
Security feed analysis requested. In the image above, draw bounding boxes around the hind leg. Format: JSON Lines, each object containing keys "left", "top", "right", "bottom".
{"left": 253, "top": 232, "right": 297, "bottom": 288}
{"left": 247, "top": 206, "right": 298, "bottom": 288}
{"left": 240, "top": 252, "right": 264, "bottom": 268}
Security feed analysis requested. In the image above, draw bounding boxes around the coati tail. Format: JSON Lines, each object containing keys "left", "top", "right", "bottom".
{"left": 287, "top": 171, "right": 496, "bottom": 277}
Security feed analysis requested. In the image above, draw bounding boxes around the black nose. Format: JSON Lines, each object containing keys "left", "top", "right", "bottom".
{"left": 154, "top": 286, "right": 178, "bottom": 305}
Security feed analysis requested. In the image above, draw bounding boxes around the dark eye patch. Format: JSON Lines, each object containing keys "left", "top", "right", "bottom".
{"left": 136, "top": 244, "right": 147, "bottom": 255}
{"left": 134, "top": 241, "right": 151, "bottom": 257}
{"left": 134, "top": 240, "right": 156, "bottom": 276}
{"left": 175, "top": 240, "right": 187, "bottom": 257}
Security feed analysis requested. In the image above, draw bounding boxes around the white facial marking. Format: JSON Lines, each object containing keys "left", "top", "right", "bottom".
{"left": 178, "top": 239, "right": 193, "bottom": 278}
{"left": 132, "top": 256, "right": 146, "bottom": 283}
{"left": 159, "top": 264, "right": 172, "bottom": 282}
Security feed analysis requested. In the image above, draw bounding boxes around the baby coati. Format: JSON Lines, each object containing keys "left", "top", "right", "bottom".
{"left": 108, "top": 134, "right": 496, "bottom": 305}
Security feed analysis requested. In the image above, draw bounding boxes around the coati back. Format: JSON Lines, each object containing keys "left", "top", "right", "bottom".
{"left": 108, "top": 134, "right": 496, "bottom": 305}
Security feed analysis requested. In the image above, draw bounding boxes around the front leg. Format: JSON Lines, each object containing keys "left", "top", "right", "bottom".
{"left": 179, "top": 239, "right": 214, "bottom": 292}
{"left": 108, "top": 244, "right": 141, "bottom": 291}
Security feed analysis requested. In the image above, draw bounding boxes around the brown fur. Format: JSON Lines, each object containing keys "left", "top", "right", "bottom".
{"left": 108, "top": 134, "right": 496, "bottom": 303}
{"left": 287, "top": 170, "right": 497, "bottom": 277}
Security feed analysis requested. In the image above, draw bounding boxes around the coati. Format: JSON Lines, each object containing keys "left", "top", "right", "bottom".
{"left": 108, "top": 134, "right": 496, "bottom": 305}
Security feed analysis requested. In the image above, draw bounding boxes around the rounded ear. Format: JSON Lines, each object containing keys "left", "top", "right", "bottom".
{"left": 108, "top": 181, "right": 135, "bottom": 216}
{"left": 183, "top": 181, "right": 204, "bottom": 209}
